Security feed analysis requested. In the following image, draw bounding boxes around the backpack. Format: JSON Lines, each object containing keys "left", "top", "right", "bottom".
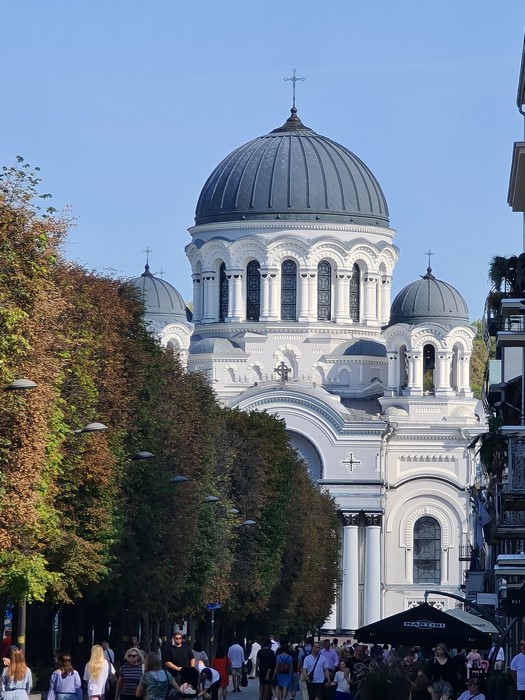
{"left": 277, "top": 655, "right": 291, "bottom": 674}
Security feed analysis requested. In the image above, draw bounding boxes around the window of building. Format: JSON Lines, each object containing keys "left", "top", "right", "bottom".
{"left": 246, "top": 260, "right": 261, "bottom": 321}
{"left": 317, "top": 261, "right": 331, "bottom": 321}
{"left": 350, "top": 263, "right": 360, "bottom": 321}
{"left": 423, "top": 344, "right": 436, "bottom": 392}
{"left": 281, "top": 260, "right": 297, "bottom": 320}
{"left": 219, "top": 263, "right": 228, "bottom": 322}
{"left": 413, "top": 516, "right": 441, "bottom": 584}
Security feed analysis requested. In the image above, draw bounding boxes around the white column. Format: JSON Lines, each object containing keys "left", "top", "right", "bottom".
{"left": 458, "top": 353, "right": 472, "bottom": 396}
{"left": 386, "top": 351, "right": 398, "bottom": 393}
{"left": 334, "top": 272, "right": 351, "bottom": 323}
{"left": 260, "top": 272, "right": 270, "bottom": 321}
{"left": 380, "top": 276, "right": 392, "bottom": 324}
{"left": 226, "top": 275, "right": 234, "bottom": 319}
{"left": 435, "top": 351, "right": 454, "bottom": 396}
{"left": 201, "top": 271, "right": 216, "bottom": 323}
{"left": 268, "top": 272, "right": 279, "bottom": 320}
{"left": 230, "top": 273, "right": 243, "bottom": 322}
{"left": 307, "top": 273, "right": 317, "bottom": 321}
{"left": 342, "top": 514, "right": 360, "bottom": 632}
{"left": 192, "top": 273, "right": 202, "bottom": 324}
{"left": 407, "top": 351, "right": 422, "bottom": 395}
{"left": 363, "top": 514, "right": 382, "bottom": 625}
{"left": 298, "top": 273, "right": 309, "bottom": 322}
{"left": 323, "top": 604, "right": 338, "bottom": 632}
{"left": 363, "top": 274, "right": 378, "bottom": 325}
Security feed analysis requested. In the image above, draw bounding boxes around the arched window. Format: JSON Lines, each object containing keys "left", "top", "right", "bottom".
{"left": 399, "top": 345, "right": 408, "bottom": 389}
{"left": 219, "top": 263, "right": 228, "bottom": 322}
{"left": 317, "top": 261, "right": 331, "bottom": 321}
{"left": 281, "top": 260, "right": 297, "bottom": 320}
{"left": 413, "top": 517, "right": 441, "bottom": 584}
{"left": 423, "top": 344, "right": 436, "bottom": 393}
{"left": 350, "top": 263, "right": 360, "bottom": 321}
{"left": 246, "top": 260, "right": 261, "bottom": 321}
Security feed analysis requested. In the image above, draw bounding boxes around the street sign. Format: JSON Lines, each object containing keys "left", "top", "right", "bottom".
{"left": 505, "top": 589, "right": 525, "bottom": 616}
{"left": 207, "top": 603, "right": 221, "bottom": 610}
{"left": 477, "top": 593, "right": 498, "bottom": 607}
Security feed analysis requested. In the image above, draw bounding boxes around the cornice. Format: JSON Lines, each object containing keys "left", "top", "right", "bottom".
{"left": 188, "top": 221, "right": 397, "bottom": 238}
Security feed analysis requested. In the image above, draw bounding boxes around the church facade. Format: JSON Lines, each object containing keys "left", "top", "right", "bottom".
{"left": 131, "top": 107, "right": 482, "bottom": 632}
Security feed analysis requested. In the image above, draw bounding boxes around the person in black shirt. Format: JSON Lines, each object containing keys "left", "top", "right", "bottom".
{"left": 256, "top": 640, "right": 276, "bottom": 700}
{"left": 164, "top": 633, "right": 195, "bottom": 683}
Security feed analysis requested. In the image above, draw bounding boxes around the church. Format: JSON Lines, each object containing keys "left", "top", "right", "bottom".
{"left": 130, "top": 102, "right": 483, "bottom": 634}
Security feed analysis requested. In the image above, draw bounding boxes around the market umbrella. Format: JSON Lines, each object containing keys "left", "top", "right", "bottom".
{"left": 444, "top": 608, "right": 500, "bottom": 635}
{"left": 355, "top": 603, "right": 492, "bottom": 649}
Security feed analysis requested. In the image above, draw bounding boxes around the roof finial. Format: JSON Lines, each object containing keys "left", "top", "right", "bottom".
{"left": 284, "top": 68, "right": 305, "bottom": 110}
{"left": 422, "top": 249, "right": 435, "bottom": 279}
{"left": 143, "top": 247, "right": 153, "bottom": 275}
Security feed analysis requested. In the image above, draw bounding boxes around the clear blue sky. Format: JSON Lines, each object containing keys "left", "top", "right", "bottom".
{"left": 1, "top": 1, "right": 524, "bottom": 320}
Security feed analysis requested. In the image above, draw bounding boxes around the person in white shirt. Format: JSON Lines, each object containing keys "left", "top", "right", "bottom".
{"left": 248, "top": 641, "right": 261, "bottom": 679}
{"left": 227, "top": 640, "right": 245, "bottom": 693}
{"left": 457, "top": 678, "right": 485, "bottom": 700}
{"left": 511, "top": 641, "right": 525, "bottom": 700}
{"left": 489, "top": 645, "right": 505, "bottom": 671}
{"left": 301, "top": 642, "right": 330, "bottom": 700}
{"left": 83, "top": 645, "right": 113, "bottom": 699}
{"left": 269, "top": 636, "right": 279, "bottom": 653}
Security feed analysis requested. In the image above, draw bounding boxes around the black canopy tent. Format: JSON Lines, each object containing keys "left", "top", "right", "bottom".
{"left": 355, "top": 603, "right": 492, "bottom": 649}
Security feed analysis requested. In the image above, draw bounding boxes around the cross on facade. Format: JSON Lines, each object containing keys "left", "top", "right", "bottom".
{"left": 275, "top": 360, "right": 291, "bottom": 385}
{"left": 284, "top": 68, "right": 305, "bottom": 109}
{"left": 425, "top": 249, "right": 434, "bottom": 268}
{"left": 143, "top": 247, "right": 153, "bottom": 265}
{"left": 341, "top": 451, "right": 362, "bottom": 474}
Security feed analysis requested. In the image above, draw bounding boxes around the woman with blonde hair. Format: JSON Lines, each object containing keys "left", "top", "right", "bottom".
{"left": 47, "top": 653, "right": 82, "bottom": 700}
{"left": 116, "top": 648, "right": 144, "bottom": 700}
{"left": 1, "top": 647, "right": 32, "bottom": 700}
{"left": 83, "top": 645, "right": 114, "bottom": 700}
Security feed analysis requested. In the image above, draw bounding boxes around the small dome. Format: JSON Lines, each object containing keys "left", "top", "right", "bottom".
{"left": 129, "top": 264, "right": 191, "bottom": 326}
{"left": 334, "top": 339, "right": 387, "bottom": 357}
{"left": 195, "top": 108, "right": 389, "bottom": 228}
{"left": 390, "top": 267, "right": 469, "bottom": 326}
{"left": 190, "top": 337, "right": 244, "bottom": 356}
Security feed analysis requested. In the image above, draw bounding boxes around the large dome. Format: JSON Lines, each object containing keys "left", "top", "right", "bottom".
{"left": 195, "top": 108, "right": 389, "bottom": 227}
{"left": 129, "top": 264, "right": 191, "bottom": 326}
{"left": 390, "top": 268, "right": 469, "bottom": 326}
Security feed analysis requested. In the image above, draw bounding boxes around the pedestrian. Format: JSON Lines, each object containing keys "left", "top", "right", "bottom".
{"left": 115, "top": 648, "right": 144, "bottom": 700}
{"left": 47, "top": 653, "right": 82, "bottom": 700}
{"left": 211, "top": 646, "right": 229, "bottom": 700}
{"left": 227, "top": 639, "right": 245, "bottom": 693}
{"left": 193, "top": 643, "right": 209, "bottom": 673}
{"left": 164, "top": 632, "right": 195, "bottom": 684}
{"left": 84, "top": 645, "right": 113, "bottom": 700}
{"left": 102, "top": 643, "right": 115, "bottom": 667}
{"left": 401, "top": 649, "right": 421, "bottom": 686}
{"left": 466, "top": 649, "right": 481, "bottom": 679}
{"left": 269, "top": 637, "right": 279, "bottom": 654}
{"left": 273, "top": 643, "right": 293, "bottom": 700}
{"left": 199, "top": 667, "right": 221, "bottom": 700}
{"left": 457, "top": 678, "right": 485, "bottom": 700}
{"left": 409, "top": 671, "right": 433, "bottom": 700}
{"left": 136, "top": 652, "right": 179, "bottom": 700}
{"left": 256, "top": 640, "right": 276, "bottom": 700}
{"left": 488, "top": 644, "right": 505, "bottom": 671}
{"left": 427, "top": 644, "right": 455, "bottom": 700}
{"left": 1, "top": 648, "right": 32, "bottom": 700}
{"left": 511, "top": 640, "right": 525, "bottom": 700}
{"left": 302, "top": 642, "right": 330, "bottom": 700}
{"left": 331, "top": 660, "right": 351, "bottom": 700}
{"left": 346, "top": 645, "right": 370, "bottom": 697}
{"left": 249, "top": 641, "right": 261, "bottom": 679}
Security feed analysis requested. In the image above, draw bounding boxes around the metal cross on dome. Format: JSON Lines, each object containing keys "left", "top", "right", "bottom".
{"left": 341, "top": 451, "right": 362, "bottom": 474}
{"left": 284, "top": 69, "right": 305, "bottom": 109}
{"left": 425, "top": 249, "right": 434, "bottom": 268}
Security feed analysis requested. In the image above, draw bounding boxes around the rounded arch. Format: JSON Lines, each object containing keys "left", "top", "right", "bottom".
{"left": 403, "top": 505, "right": 451, "bottom": 549}
{"left": 280, "top": 259, "right": 298, "bottom": 321}
{"left": 248, "top": 361, "right": 264, "bottom": 383}
{"left": 308, "top": 245, "right": 346, "bottom": 269}
{"left": 267, "top": 244, "right": 308, "bottom": 268}
{"left": 287, "top": 429, "right": 324, "bottom": 482}
{"left": 317, "top": 259, "right": 333, "bottom": 321}
{"left": 246, "top": 258, "right": 261, "bottom": 321}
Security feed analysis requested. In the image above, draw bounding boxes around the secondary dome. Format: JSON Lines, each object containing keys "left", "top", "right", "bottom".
{"left": 195, "top": 108, "right": 389, "bottom": 227}
{"left": 129, "top": 264, "right": 191, "bottom": 326}
{"left": 390, "top": 267, "right": 469, "bottom": 326}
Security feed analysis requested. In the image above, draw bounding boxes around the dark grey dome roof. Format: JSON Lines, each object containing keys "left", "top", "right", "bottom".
{"left": 129, "top": 265, "right": 191, "bottom": 325}
{"left": 334, "top": 339, "right": 387, "bottom": 357}
{"left": 195, "top": 108, "right": 389, "bottom": 227}
{"left": 190, "top": 337, "right": 244, "bottom": 355}
{"left": 390, "top": 268, "right": 469, "bottom": 326}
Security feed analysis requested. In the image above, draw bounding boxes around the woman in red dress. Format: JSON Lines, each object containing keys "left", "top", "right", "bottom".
{"left": 211, "top": 647, "right": 229, "bottom": 700}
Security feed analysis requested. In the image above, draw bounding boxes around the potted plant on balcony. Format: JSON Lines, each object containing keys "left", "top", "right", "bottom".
{"left": 468, "top": 412, "right": 507, "bottom": 484}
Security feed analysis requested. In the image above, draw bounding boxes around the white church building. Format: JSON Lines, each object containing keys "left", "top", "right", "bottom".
{"left": 131, "top": 106, "right": 483, "bottom": 633}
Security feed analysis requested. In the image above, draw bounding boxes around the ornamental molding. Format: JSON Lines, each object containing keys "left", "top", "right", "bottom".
{"left": 365, "top": 513, "right": 382, "bottom": 527}
{"left": 403, "top": 506, "right": 451, "bottom": 548}
{"left": 407, "top": 599, "right": 445, "bottom": 611}
{"left": 342, "top": 512, "right": 360, "bottom": 526}
{"left": 188, "top": 221, "right": 397, "bottom": 237}
{"left": 399, "top": 454, "right": 455, "bottom": 463}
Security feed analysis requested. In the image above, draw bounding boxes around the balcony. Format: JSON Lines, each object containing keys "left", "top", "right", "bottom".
{"left": 497, "top": 299, "right": 525, "bottom": 347}
{"left": 494, "top": 437, "right": 525, "bottom": 536}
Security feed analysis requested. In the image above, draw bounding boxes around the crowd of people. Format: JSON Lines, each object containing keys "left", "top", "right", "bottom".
{"left": 2, "top": 632, "right": 525, "bottom": 700}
